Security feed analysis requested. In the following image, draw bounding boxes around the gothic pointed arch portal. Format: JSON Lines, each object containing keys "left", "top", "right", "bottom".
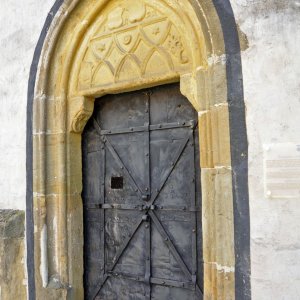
{"left": 28, "top": 0, "right": 250, "bottom": 299}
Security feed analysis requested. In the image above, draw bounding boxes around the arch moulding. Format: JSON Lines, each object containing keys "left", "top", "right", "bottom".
{"left": 32, "top": 0, "right": 236, "bottom": 299}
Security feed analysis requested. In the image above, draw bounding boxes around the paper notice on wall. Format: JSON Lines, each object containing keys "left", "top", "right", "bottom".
{"left": 264, "top": 143, "right": 300, "bottom": 199}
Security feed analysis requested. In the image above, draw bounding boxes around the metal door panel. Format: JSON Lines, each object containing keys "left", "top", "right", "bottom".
{"left": 105, "top": 210, "right": 145, "bottom": 276}
{"left": 108, "top": 132, "right": 150, "bottom": 196}
{"left": 105, "top": 209, "right": 145, "bottom": 269}
{"left": 97, "top": 92, "right": 148, "bottom": 130}
{"left": 84, "top": 130, "right": 102, "bottom": 153}
{"left": 150, "top": 138, "right": 182, "bottom": 196}
{"left": 83, "top": 127, "right": 106, "bottom": 299}
{"left": 153, "top": 139, "right": 194, "bottom": 208}
{"left": 82, "top": 150, "right": 102, "bottom": 204}
{"left": 155, "top": 211, "right": 194, "bottom": 273}
{"left": 83, "top": 83, "right": 203, "bottom": 299}
{"left": 105, "top": 148, "right": 140, "bottom": 205}
{"left": 151, "top": 222, "right": 187, "bottom": 283}
{"left": 150, "top": 132, "right": 190, "bottom": 198}
{"left": 84, "top": 217, "right": 104, "bottom": 299}
{"left": 151, "top": 285, "right": 195, "bottom": 300}
{"left": 149, "top": 84, "right": 196, "bottom": 125}
{"left": 97, "top": 277, "right": 148, "bottom": 300}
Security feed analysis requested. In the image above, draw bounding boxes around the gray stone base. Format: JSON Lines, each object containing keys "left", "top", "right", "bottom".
{"left": 0, "top": 210, "right": 26, "bottom": 299}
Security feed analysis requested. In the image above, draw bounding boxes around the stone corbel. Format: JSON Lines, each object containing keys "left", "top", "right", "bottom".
{"left": 69, "top": 96, "right": 94, "bottom": 133}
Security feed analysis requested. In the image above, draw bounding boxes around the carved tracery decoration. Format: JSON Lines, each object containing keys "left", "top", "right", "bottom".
{"left": 77, "top": 1, "right": 191, "bottom": 91}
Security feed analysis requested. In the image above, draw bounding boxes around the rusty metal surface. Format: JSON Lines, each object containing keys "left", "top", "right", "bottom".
{"left": 83, "top": 83, "right": 203, "bottom": 299}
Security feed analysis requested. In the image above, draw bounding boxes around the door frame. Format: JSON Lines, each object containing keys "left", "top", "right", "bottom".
{"left": 27, "top": 1, "right": 251, "bottom": 299}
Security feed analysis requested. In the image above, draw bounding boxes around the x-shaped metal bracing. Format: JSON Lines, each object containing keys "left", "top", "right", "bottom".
{"left": 91, "top": 119, "right": 203, "bottom": 299}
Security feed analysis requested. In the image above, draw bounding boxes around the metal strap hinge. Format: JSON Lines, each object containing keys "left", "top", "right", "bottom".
{"left": 85, "top": 204, "right": 101, "bottom": 209}
{"left": 190, "top": 207, "right": 200, "bottom": 212}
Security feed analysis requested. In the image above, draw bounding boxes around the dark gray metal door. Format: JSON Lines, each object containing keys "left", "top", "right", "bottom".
{"left": 83, "top": 83, "right": 203, "bottom": 300}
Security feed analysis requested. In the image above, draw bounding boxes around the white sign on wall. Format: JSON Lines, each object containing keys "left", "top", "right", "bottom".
{"left": 264, "top": 143, "right": 300, "bottom": 199}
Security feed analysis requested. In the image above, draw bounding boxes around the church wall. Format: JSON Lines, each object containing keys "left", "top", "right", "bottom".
{"left": 0, "top": 1, "right": 54, "bottom": 210}
{"left": 231, "top": 1, "right": 300, "bottom": 298}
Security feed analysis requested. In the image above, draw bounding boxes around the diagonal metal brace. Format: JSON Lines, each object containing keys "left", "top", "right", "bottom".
{"left": 91, "top": 220, "right": 143, "bottom": 299}
{"left": 93, "top": 118, "right": 143, "bottom": 198}
{"left": 149, "top": 210, "right": 203, "bottom": 298}
{"left": 149, "top": 136, "right": 190, "bottom": 206}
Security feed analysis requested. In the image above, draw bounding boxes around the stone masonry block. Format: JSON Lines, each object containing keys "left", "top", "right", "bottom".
{"left": 0, "top": 210, "right": 26, "bottom": 299}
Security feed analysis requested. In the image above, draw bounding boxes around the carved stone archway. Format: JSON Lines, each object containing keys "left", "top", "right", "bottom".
{"left": 30, "top": 0, "right": 239, "bottom": 299}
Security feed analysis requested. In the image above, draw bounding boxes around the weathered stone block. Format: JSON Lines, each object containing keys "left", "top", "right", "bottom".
{"left": 210, "top": 104, "right": 231, "bottom": 167}
{"left": 201, "top": 168, "right": 235, "bottom": 300}
{"left": 198, "top": 104, "right": 231, "bottom": 169}
{"left": 0, "top": 210, "right": 25, "bottom": 239}
{"left": 0, "top": 210, "right": 26, "bottom": 300}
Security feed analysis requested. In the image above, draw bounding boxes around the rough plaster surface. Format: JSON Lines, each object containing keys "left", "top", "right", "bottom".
{"left": 231, "top": 1, "right": 300, "bottom": 299}
{"left": 0, "top": 0, "right": 54, "bottom": 210}
{"left": 0, "top": 0, "right": 299, "bottom": 299}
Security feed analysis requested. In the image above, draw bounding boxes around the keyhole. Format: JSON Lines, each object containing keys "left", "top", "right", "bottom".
{"left": 111, "top": 177, "right": 124, "bottom": 189}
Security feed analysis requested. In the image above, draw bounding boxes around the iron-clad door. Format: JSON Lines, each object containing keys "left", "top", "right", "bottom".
{"left": 83, "top": 83, "right": 203, "bottom": 299}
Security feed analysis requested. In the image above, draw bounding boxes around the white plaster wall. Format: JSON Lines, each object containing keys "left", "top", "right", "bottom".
{"left": 231, "top": 1, "right": 300, "bottom": 299}
{"left": 0, "top": 0, "right": 54, "bottom": 210}
{"left": 0, "top": 0, "right": 300, "bottom": 299}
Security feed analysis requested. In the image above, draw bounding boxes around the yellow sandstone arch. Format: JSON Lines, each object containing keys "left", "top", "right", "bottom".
{"left": 33, "top": 0, "right": 234, "bottom": 299}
